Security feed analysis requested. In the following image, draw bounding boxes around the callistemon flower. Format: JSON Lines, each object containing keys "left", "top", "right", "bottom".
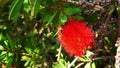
{"left": 57, "top": 18, "right": 95, "bottom": 57}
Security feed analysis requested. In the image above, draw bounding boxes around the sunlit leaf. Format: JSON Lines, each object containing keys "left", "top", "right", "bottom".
{"left": 84, "top": 62, "right": 91, "bottom": 68}
{"left": 53, "top": 59, "right": 68, "bottom": 68}
{"left": 79, "top": 57, "right": 86, "bottom": 62}
{"left": 53, "top": 61, "right": 66, "bottom": 68}
{"left": 84, "top": 62, "right": 96, "bottom": 68}
{"left": 0, "top": 45, "right": 4, "bottom": 50}
{"left": 4, "top": 40, "right": 9, "bottom": 48}
{"left": 91, "top": 62, "right": 96, "bottom": 68}
{"left": 117, "top": 6, "right": 120, "bottom": 10}
{"left": 59, "top": 12, "right": 67, "bottom": 25}
{"left": 24, "top": 60, "right": 31, "bottom": 66}
{"left": 21, "top": 56, "right": 31, "bottom": 62}
{"left": 85, "top": 51, "right": 94, "bottom": 59}
{"left": 23, "top": 0, "right": 31, "bottom": 13}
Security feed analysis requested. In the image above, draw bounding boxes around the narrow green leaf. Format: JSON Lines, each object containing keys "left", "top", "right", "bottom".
{"left": 0, "top": 54, "right": 6, "bottom": 61}
{"left": 29, "top": 0, "right": 34, "bottom": 5}
{"left": 76, "top": 16, "right": 84, "bottom": 20}
{"left": 64, "top": 7, "right": 82, "bottom": 15}
{"left": 21, "top": 56, "right": 31, "bottom": 61}
{"left": 0, "top": 33, "right": 4, "bottom": 41}
{"left": 84, "top": 62, "right": 91, "bottom": 68}
{"left": 31, "top": 0, "right": 41, "bottom": 17}
{"left": 6, "top": 34, "right": 15, "bottom": 50}
{"left": 84, "top": 62, "right": 96, "bottom": 68}
{"left": 6, "top": 57, "right": 14, "bottom": 68}
{"left": 47, "top": 11, "right": 58, "bottom": 24}
{"left": 53, "top": 62, "right": 66, "bottom": 68}
{"left": 25, "top": 48, "right": 32, "bottom": 54}
{"left": 4, "top": 40, "right": 9, "bottom": 48}
{"left": 24, "top": 60, "right": 31, "bottom": 66}
{"left": 91, "top": 62, "right": 96, "bottom": 68}
{"left": 59, "top": 12, "right": 67, "bottom": 25}
{"left": 79, "top": 57, "right": 86, "bottom": 62}
{"left": 0, "top": 45, "right": 4, "bottom": 50}
{"left": 53, "top": 59, "right": 68, "bottom": 68}
{"left": 8, "top": 0, "right": 24, "bottom": 20}
{"left": 109, "top": 8, "right": 115, "bottom": 14}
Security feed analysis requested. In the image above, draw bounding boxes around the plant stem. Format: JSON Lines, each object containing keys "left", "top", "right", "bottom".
{"left": 67, "top": 57, "right": 79, "bottom": 68}
{"left": 115, "top": 0, "right": 120, "bottom": 68}
{"left": 57, "top": 45, "right": 62, "bottom": 61}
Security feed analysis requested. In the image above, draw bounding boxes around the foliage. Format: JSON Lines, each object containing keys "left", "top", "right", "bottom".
{"left": 0, "top": 0, "right": 118, "bottom": 68}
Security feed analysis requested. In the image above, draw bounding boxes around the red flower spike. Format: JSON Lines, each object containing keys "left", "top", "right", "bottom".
{"left": 57, "top": 18, "right": 95, "bottom": 57}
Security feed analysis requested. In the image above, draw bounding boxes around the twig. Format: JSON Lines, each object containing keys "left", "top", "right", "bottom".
{"left": 115, "top": 38, "right": 120, "bottom": 68}
{"left": 74, "top": 55, "right": 114, "bottom": 68}
{"left": 115, "top": 0, "right": 120, "bottom": 67}
{"left": 57, "top": 45, "right": 62, "bottom": 61}
{"left": 95, "top": 14, "right": 112, "bottom": 48}
{"left": 3, "top": 48, "right": 32, "bottom": 58}
{"left": 67, "top": 57, "right": 79, "bottom": 68}
{"left": 93, "top": 56, "right": 114, "bottom": 61}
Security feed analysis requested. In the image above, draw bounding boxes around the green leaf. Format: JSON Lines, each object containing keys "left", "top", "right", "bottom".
{"left": 0, "top": 54, "right": 6, "bottom": 61}
{"left": 31, "top": 0, "right": 41, "bottom": 17}
{"left": 75, "top": 16, "right": 84, "bottom": 20}
{"left": 53, "top": 62, "right": 66, "bottom": 68}
{"left": 23, "top": 0, "right": 31, "bottom": 13}
{"left": 21, "top": 56, "right": 31, "bottom": 61}
{"left": 109, "top": 8, "right": 115, "bottom": 14}
{"left": 25, "top": 48, "right": 32, "bottom": 54}
{"left": 59, "top": 12, "right": 67, "bottom": 25}
{"left": 4, "top": 40, "right": 9, "bottom": 48}
{"left": 84, "top": 62, "right": 96, "bottom": 68}
{"left": 0, "top": 33, "right": 4, "bottom": 41}
{"left": 47, "top": 11, "right": 58, "bottom": 24}
{"left": 64, "top": 7, "right": 82, "bottom": 15}
{"left": 6, "top": 34, "right": 15, "bottom": 50}
{"left": 0, "top": 45, "right": 4, "bottom": 50}
{"left": 117, "top": 6, "right": 120, "bottom": 10}
{"left": 91, "top": 62, "right": 96, "bottom": 68}
{"left": 84, "top": 62, "right": 91, "bottom": 68}
{"left": 29, "top": 0, "right": 34, "bottom": 5}
{"left": 79, "top": 57, "right": 86, "bottom": 62}
{"left": 24, "top": 60, "right": 31, "bottom": 66}
{"left": 53, "top": 59, "right": 69, "bottom": 68}
{"left": 8, "top": 0, "right": 24, "bottom": 20}
{"left": 85, "top": 51, "right": 94, "bottom": 59}
{"left": 6, "top": 57, "right": 14, "bottom": 68}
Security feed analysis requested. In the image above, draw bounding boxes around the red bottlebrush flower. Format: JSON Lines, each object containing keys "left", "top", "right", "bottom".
{"left": 57, "top": 18, "right": 95, "bottom": 57}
